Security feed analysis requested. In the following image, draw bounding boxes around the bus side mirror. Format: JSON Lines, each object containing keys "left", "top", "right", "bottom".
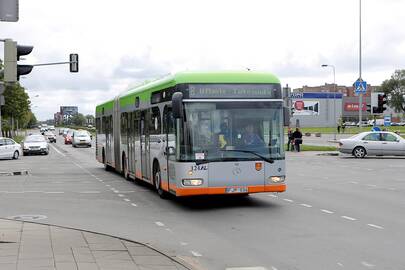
{"left": 172, "top": 92, "right": 184, "bottom": 119}
{"left": 283, "top": 107, "right": 290, "bottom": 127}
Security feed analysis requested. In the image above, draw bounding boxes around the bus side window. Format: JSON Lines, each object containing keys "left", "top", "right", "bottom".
{"left": 150, "top": 107, "right": 161, "bottom": 135}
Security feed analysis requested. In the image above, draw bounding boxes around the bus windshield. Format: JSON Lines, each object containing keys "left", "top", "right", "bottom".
{"left": 178, "top": 101, "right": 284, "bottom": 162}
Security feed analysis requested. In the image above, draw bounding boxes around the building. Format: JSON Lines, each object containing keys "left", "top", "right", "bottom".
{"left": 59, "top": 106, "right": 78, "bottom": 125}
{"left": 54, "top": 112, "right": 63, "bottom": 125}
{"left": 289, "top": 92, "right": 343, "bottom": 127}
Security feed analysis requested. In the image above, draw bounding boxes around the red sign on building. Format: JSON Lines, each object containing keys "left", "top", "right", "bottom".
{"left": 344, "top": 102, "right": 367, "bottom": 112}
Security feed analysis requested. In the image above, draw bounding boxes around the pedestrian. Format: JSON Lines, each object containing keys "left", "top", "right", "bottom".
{"left": 292, "top": 128, "right": 303, "bottom": 152}
{"left": 287, "top": 127, "right": 294, "bottom": 151}
{"left": 342, "top": 123, "right": 346, "bottom": 133}
{"left": 337, "top": 124, "right": 341, "bottom": 134}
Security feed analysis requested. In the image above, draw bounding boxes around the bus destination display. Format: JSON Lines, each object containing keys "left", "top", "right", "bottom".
{"left": 188, "top": 84, "right": 279, "bottom": 98}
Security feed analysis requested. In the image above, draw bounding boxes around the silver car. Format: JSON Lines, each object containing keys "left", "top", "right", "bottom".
{"left": 339, "top": 131, "right": 405, "bottom": 158}
{"left": 72, "top": 130, "right": 92, "bottom": 148}
{"left": 22, "top": 135, "right": 49, "bottom": 155}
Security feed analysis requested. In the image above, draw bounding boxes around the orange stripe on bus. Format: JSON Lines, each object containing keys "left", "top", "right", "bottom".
{"left": 175, "top": 184, "right": 286, "bottom": 196}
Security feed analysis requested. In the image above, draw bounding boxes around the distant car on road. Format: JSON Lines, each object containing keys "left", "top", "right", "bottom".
{"left": 0, "top": 137, "right": 22, "bottom": 160}
{"left": 62, "top": 128, "right": 70, "bottom": 138}
{"left": 44, "top": 131, "right": 57, "bottom": 143}
{"left": 21, "top": 135, "right": 49, "bottom": 156}
{"left": 339, "top": 131, "right": 405, "bottom": 158}
{"left": 72, "top": 130, "right": 92, "bottom": 148}
{"left": 64, "top": 130, "right": 75, "bottom": 144}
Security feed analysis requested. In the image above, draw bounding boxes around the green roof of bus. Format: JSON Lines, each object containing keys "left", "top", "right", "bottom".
{"left": 96, "top": 71, "right": 280, "bottom": 112}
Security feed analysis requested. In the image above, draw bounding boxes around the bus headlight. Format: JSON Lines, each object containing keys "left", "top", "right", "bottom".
{"left": 268, "top": 176, "right": 285, "bottom": 183}
{"left": 182, "top": 179, "right": 203, "bottom": 186}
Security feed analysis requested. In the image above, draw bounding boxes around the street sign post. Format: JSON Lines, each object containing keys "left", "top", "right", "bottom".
{"left": 384, "top": 115, "right": 391, "bottom": 127}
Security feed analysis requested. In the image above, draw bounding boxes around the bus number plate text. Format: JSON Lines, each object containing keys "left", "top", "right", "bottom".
{"left": 225, "top": 186, "right": 248, "bottom": 193}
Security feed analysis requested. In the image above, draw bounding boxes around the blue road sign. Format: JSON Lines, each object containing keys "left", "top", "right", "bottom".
{"left": 354, "top": 79, "right": 367, "bottom": 95}
{"left": 384, "top": 115, "right": 391, "bottom": 127}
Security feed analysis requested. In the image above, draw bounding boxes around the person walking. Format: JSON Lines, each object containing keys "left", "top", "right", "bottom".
{"left": 287, "top": 127, "right": 294, "bottom": 151}
{"left": 292, "top": 128, "right": 303, "bottom": 152}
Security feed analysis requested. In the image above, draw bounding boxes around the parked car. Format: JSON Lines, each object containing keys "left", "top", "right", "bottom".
{"left": 21, "top": 135, "right": 49, "bottom": 155}
{"left": 0, "top": 137, "right": 22, "bottom": 160}
{"left": 339, "top": 131, "right": 405, "bottom": 158}
{"left": 44, "top": 131, "right": 57, "bottom": 143}
{"left": 72, "top": 130, "right": 92, "bottom": 147}
{"left": 64, "top": 129, "right": 75, "bottom": 144}
{"left": 344, "top": 121, "right": 357, "bottom": 127}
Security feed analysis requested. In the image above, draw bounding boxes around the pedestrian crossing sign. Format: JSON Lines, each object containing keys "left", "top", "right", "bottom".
{"left": 354, "top": 79, "right": 367, "bottom": 95}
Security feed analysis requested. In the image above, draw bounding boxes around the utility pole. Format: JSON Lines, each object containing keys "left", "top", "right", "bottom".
{"left": 358, "top": 0, "right": 363, "bottom": 129}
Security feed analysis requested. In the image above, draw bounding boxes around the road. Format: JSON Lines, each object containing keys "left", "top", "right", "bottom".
{"left": 1, "top": 134, "right": 405, "bottom": 270}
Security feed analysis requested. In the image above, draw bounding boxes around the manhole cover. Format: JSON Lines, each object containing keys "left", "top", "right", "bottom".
{"left": 7, "top": 214, "right": 48, "bottom": 221}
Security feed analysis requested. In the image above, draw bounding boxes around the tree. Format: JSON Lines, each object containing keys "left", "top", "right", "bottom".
{"left": 380, "top": 70, "right": 405, "bottom": 113}
{"left": 85, "top": 114, "right": 95, "bottom": 125}
{"left": 71, "top": 113, "right": 86, "bottom": 126}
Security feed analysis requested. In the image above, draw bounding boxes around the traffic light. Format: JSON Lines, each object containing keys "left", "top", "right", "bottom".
{"left": 4, "top": 39, "right": 34, "bottom": 82}
{"left": 69, "top": 53, "right": 79, "bottom": 72}
{"left": 376, "top": 94, "right": 387, "bottom": 113}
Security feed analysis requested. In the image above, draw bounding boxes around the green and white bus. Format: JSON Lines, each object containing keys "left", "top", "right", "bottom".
{"left": 95, "top": 71, "right": 288, "bottom": 198}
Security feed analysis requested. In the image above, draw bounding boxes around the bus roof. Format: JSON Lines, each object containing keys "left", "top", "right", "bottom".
{"left": 96, "top": 71, "right": 280, "bottom": 112}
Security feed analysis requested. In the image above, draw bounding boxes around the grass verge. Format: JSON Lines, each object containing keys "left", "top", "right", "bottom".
{"left": 285, "top": 144, "right": 337, "bottom": 151}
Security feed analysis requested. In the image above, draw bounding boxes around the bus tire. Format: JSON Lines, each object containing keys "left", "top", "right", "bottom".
{"left": 153, "top": 163, "right": 169, "bottom": 199}
{"left": 122, "top": 153, "right": 131, "bottom": 181}
{"left": 103, "top": 149, "right": 111, "bottom": 171}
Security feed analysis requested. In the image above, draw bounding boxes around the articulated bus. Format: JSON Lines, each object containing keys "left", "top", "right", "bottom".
{"left": 95, "top": 71, "right": 289, "bottom": 198}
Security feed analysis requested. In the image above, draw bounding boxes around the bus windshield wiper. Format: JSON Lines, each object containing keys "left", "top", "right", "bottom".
{"left": 219, "top": 149, "right": 274, "bottom": 164}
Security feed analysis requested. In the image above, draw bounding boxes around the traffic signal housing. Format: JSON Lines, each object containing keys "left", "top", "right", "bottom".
{"left": 376, "top": 94, "right": 387, "bottom": 113}
{"left": 4, "top": 39, "right": 34, "bottom": 82}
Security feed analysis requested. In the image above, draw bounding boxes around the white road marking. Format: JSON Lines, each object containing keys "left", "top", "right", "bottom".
{"left": 49, "top": 144, "right": 66, "bottom": 157}
{"left": 268, "top": 194, "right": 278, "bottom": 198}
{"left": 341, "top": 216, "right": 356, "bottom": 221}
{"left": 367, "top": 184, "right": 377, "bottom": 188}
{"left": 180, "top": 242, "right": 188, "bottom": 246}
{"left": 337, "top": 262, "right": 344, "bottom": 267}
{"left": 361, "top": 261, "right": 375, "bottom": 268}
{"left": 367, "top": 224, "right": 384, "bottom": 230}
{"left": 190, "top": 250, "right": 202, "bottom": 257}
{"left": 388, "top": 187, "right": 397, "bottom": 191}
{"left": 123, "top": 198, "right": 130, "bottom": 202}
{"left": 45, "top": 191, "right": 65, "bottom": 194}
{"left": 113, "top": 190, "right": 119, "bottom": 193}
{"left": 131, "top": 203, "right": 137, "bottom": 207}
{"left": 155, "top": 221, "right": 165, "bottom": 227}
{"left": 321, "top": 209, "right": 334, "bottom": 214}
{"left": 118, "top": 194, "right": 124, "bottom": 197}
{"left": 283, "top": 199, "right": 294, "bottom": 203}
{"left": 226, "top": 267, "right": 268, "bottom": 270}
{"left": 23, "top": 191, "right": 42, "bottom": 193}
{"left": 165, "top": 228, "right": 173, "bottom": 233}
{"left": 106, "top": 185, "right": 111, "bottom": 187}
{"left": 271, "top": 267, "right": 278, "bottom": 270}
{"left": 300, "top": 203, "right": 312, "bottom": 208}
{"left": 118, "top": 191, "right": 135, "bottom": 193}
{"left": 349, "top": 181, "right": 359, "bottom": 184}
{"left": 80, "top": 191, "right": 101, "bottom": 194}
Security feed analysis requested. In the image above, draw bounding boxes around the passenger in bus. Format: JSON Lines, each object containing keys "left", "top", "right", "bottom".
{"left": 218, "top": 122, "right": 230, "bottom": 148}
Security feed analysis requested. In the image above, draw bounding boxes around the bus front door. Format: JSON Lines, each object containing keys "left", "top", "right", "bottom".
{"left": 140, "top": 111, "right": 151, "bottom": 182}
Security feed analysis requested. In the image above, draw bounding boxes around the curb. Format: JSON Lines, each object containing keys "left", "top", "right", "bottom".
{"left": 317, "top": 152, "right": 340, "bottom": 156}
{"left": 0, "top": 217, "right": 194, "bottom": 270}
{"left": 0, "top": 170, "right": 29, "bottom": 176}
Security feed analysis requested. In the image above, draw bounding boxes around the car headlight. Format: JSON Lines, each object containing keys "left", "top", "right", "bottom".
{"left": 182, "top": 179, "right": 203, "bottom": 186}
{"left": 268, "top": 176, "right": 285, "bottom": 183}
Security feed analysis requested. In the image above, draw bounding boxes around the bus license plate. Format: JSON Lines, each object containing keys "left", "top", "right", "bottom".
{"left": 225, "top": 186, "right": 248, "bottom": 193}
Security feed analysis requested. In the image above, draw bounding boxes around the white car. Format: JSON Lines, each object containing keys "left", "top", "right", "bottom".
{"left": 339, "top": 131, "right": 405, "bottom": 158}
{"left": 0, "top": 137, "right": 22, "bottom": 160}
{"left": 72, "top": 130, "right": 92, "bottom": 147}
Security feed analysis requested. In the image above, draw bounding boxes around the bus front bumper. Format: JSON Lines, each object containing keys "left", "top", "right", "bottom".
{"left": 172, "top": 184, "right": 286, "bottom": 197}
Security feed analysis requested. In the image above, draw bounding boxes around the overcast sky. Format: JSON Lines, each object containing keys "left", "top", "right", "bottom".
{"left": 1, "top": 0, "right": 404, "bottom": 120}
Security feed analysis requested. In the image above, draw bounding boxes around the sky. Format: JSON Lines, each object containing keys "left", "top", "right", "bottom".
{"left": 1, "top": 0, "right": 405, "bottom": 120}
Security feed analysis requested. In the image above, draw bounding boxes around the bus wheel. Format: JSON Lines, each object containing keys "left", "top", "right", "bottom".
{"left": 154, "top": 166, "right": 169, "bottom": 199}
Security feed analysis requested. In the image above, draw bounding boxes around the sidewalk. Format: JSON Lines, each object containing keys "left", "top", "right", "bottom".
{"left": 0, "top": 219, "right": 189, "bottom": 270}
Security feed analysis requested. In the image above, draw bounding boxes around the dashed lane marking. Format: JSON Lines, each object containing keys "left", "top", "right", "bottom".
{"left": 367, "top": 224, "right": 384, "bottom": 230}
{"left": 321, "top": 209, "right": 334, "bottom": 214}
{"left": 341, "top": 216, "right": 357, "bottom": 221}
{"left": 44, "top": 191, "right": 65, "bottom": 194}
{"left": 118, "top": 194, "right": 124, "bottom": 197}
{"left": 49, "top": 144, "right": 66, "bottom": 157}
{"left": 79, "top": 191, "right": 101, "bottom": 194}
{"left": 155, "top": 222, "right": 165, "bottom": 227}
{"left": 123, "top": 198, "right": 130, "bottom": 202}
{"left": 361, "top": 261, "right": 376, "bottom": 268}
{"left": 283, "top": 199, "right": 294, "bottom": 203}
{"left": 268, "top": 194, "right": 278, "bottom": 198}
{"left": 190, "top": 250, "right": 202, "bottom": 257}
{"left": 300, "top": 203, "right": 312, "bottom": 208}
{"left": 337, "top": 262, "right": 344, "bottom": 267}
{"left": 131, "top": 203, "right": 137, "bottom": 207}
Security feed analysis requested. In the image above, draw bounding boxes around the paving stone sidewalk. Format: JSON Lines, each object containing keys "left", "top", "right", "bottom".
{"left": 0, "top": 219, "right": 189, "bottom": 270}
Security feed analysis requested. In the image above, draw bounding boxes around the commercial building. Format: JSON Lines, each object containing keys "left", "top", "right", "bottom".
{"left": 54, "top": 106, "right": 79, "bottom": 125}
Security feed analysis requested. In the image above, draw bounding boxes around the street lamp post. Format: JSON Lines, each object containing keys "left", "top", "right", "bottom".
{"left": 322, "top": 64, "right": 337, "bottom": 141}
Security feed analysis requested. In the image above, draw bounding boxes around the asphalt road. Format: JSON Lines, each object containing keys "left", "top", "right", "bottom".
{"left": 1, "top": 133, "right": 405, "bottom": 270}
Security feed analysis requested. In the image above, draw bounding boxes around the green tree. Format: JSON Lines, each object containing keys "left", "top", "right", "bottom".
{"left": 380, "top": 70, "right": 405, "bottom": 113}
{"left": 71, "top": 113, "right": 86, "bottom": 126}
